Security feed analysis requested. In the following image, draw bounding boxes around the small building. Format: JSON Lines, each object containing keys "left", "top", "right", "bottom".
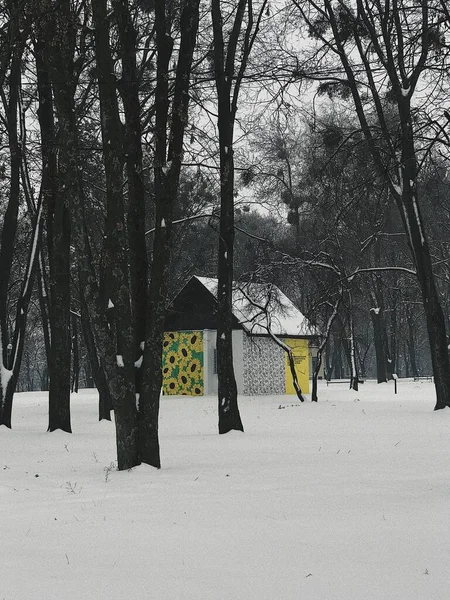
{"left": 162, "top": 276, "right": 320, "bottom": 396}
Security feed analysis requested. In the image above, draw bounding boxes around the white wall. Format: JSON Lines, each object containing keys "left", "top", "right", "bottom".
{"left": 202, "top": 329, "right": 245, "bottom": 395}
{"left": 203, "top": 329, "right": 216, "bottom": 396}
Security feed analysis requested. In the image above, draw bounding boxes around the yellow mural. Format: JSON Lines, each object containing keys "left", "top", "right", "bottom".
{"left": 284, "top": 338, "right": 310, "bottom": 394}
{"left": 162, "top": 331, "right": 204, "bottom": 395}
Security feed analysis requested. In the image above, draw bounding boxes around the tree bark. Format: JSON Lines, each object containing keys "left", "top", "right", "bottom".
{"left": 92, "top": 0, "right": 139, "bottom": 465}
{"left": 47, "top": 166, "right": 72, "bottom": 432}
{"left": 37, "top": 252, "right": 51, "bottom": 390}
{"left": 2, "top": 197, "right": 45, "bottom": 425}
{"left": 79, "top": 287, "right": 112, "bottom": 420}
{"left": 312, "top": 295, "right": 341, "bottom": 402}
{"left": 71, "top": 312, "right": 79, "bottom": 393}
{"left": 405, "top": 305, "right": 419, "bottom": 379}
{"left": 0, "top": 33, "right": 27, "bottom": 426}
{"left": 370, "top": 308, "right": 388, "bottom": 383}
{"left": 37, "top": 2, "right": 72, "bottom": 433}
{"left": 139, "top": 0, "right": 200, "bottom": 467}
{"left": 114, "top": 0, "right": 148, "bottom": 381}
{"left": 396, "top": 103, "right": 450, "bottom": 408}
{"left": 347, "top": 296, "right": 359, "bottom": 391}
{"left": 211, "top": 0, "right": 250, "bottom": 434}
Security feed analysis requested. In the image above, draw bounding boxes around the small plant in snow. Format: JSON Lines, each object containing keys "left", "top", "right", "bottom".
{"left": 65, "top": 481, "right": 81, "bottom": 494}
{"left": 104, "top": 461, "right": 117, "bottom": 482}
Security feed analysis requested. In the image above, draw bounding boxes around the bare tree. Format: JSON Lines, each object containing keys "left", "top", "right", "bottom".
{"left": 0, "top": 1, "right": 34, "bottom": 426}
{"left": 211, "top": 0, "right": 268, "bottom": 434}
{"left": 293, "top": 0, "right": 450, "bottom": 408}
{"left": 139, "top": 0, "right": 201, "bottom": 468}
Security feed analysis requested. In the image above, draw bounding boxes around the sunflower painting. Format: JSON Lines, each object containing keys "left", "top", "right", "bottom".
{"left": 162, "top": 331, "right": 204, "bottom": 395}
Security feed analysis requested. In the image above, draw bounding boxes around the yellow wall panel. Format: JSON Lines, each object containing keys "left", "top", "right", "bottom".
{"left": 284, "top": 338, "right": 310, "bottom": 395}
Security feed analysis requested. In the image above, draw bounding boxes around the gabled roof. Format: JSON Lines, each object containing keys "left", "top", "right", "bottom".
{"left": 195, "top": 276, "right": 317, "bottom": 337}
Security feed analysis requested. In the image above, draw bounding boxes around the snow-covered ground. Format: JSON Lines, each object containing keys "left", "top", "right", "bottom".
{"left": 1, "top": 380, "right": 449, "bottom": 600}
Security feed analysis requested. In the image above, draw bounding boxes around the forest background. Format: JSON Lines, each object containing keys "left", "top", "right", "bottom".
{"left": 1, "top": 0, "right": 450, "bottom": 469}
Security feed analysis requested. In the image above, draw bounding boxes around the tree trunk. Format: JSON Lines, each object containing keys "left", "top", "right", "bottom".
{"left": 115, "top": 0, "right": 148, "bottom": 383}
{"left": 2, "top": 197, "right": 45, "bottom": 424}
{"left": 37, "top": 8, "right": 72, "bottom": 434}
{"left": 80, "top": 288, "right": 112, "bottom": 420}
{"left": 211, "top": 0, "right": 249, "bottom": 435}
{"left": 347, "top": 301, "right": 359, "bottom": 391}
{"left": 37, "top": 252, "right": 51, "bottom": 389}
{"left": 331, "top": 337, "right": 342, "bottom": 379}
{"left": 84, "top": 357, "right": 94, "bottom": 389}
{"left": 0, "top": 43, "right": 23, "bottom": 426}
{"left": 312, "top": 295, "right": 341, "bottom": 402}
{"left": 369, "top": 245, "right": 390, "bottom": 383}
{"left": 139, "top": 0, "right": 201, "bottom": 467}
{"left": 406, "top": 306, "right": 419, "bottom": 379}
{"left": 396, "top": 101, "right": 450, "bottom": 408}
{"left": 92, "top": 0, "right": 139, "bottom": 465}
{"left": 71, "top": 312, "right": 79, "bottom": 393}
{"left": 335, "top": 314, "right": 352, "bottom": 379}
{"left": 388, "top": 296, "right": 397, "bottom": 377}
{"left": 370, "top": 308, "right": 388, "bottom": 383}
{"left": 47, "top": 177, "right": 71, "bottom": 432}
{"left": 215, "top": 140, "right": 243, "bottom": 432}
{"left": 403, "top": 343, "right": 411, "bottom": 378}
{"left": 265, "top": 330, "right": 304, "bottom": 402}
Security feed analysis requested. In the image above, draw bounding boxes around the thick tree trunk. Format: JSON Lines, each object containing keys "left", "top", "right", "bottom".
{"left": 47, "top": 179, "right": 71, "bottom": 432}
{"left": 211, "top": 0, "right": 248, "bottom": 435}
{"left": 35, "top": 9, "right": 72, "bottom": 434}
{"left": 115, "top": 0, "right": 148, "bottom": 380}
{"left": 32, "top": 40, "right": 53, "bottom": 382}
{"left": 139, "top": 0, "right": 200, "bottom": 467}
{"left": 92, "top": 0, "right": 139, "bottom": 465}
{"left": 0, "top": 45, "right": 22, "bottom": 426}
{"left": 215, "top": 141, "right": 243, "bottom": 432}
{"left": 396, "top": 102, "right": 450, "bottom": 408}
